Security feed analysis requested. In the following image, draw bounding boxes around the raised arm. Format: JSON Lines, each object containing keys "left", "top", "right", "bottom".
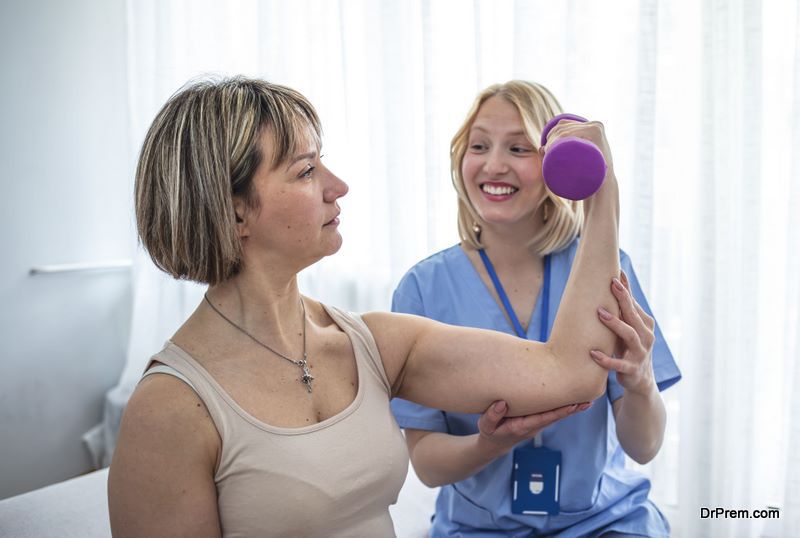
{"left": 365, "top": 121, "right": 620, "bottom": 417}
{"left": 546, "top": 121, "right": 621, "bottom": 381}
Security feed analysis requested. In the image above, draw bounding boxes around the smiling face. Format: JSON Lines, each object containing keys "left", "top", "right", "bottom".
{"left": 461, "top": 96, "right": 545, "bottom": 235}
{"left": 236, "top": 126, "right": 349, "bottom": 273}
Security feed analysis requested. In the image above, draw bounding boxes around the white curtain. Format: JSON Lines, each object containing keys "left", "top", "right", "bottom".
{"left": 87, "top": 1, "right": 800, "bottom": 536}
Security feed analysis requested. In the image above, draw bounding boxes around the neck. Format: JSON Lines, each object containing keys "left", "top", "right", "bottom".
{"left": 205, "top": 266, "right": 305, "bottom": 348}
{"left": 475, "top": 221, "right": 543, "bottom": 270}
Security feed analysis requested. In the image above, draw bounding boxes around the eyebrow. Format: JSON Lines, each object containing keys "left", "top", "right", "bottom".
{"left": 470, "top": 125, "right": 527, "bottom": 138}
{"left": 285, "top": 151, "right": 317, "bottom": 171}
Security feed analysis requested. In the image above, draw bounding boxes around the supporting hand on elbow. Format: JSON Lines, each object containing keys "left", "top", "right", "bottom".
{"left": 476, "top": 399, "right": 591, "bottom": 457}
{"left": 590, "top": 270, "right": 657, "bottom": 396}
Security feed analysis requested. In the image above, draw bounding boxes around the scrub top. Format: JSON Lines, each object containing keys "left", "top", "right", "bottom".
{"left": 390, "top": 240, "right": 681, "bottom": 538}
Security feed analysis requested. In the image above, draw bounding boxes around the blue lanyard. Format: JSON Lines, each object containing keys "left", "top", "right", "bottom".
{"left": 478, "top": 250, "right": 551, "bottom": 340}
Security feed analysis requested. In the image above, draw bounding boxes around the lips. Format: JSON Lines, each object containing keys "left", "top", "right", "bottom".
{"left": 479, "top": 182, "right": 518, "bottom": 199}
{"left": 324, "top": 213, "right": 340, "bottom": 226}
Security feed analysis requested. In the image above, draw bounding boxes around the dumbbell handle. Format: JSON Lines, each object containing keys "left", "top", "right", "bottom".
{"left": 540, "top": 114, "right": 607, "bottom": 201}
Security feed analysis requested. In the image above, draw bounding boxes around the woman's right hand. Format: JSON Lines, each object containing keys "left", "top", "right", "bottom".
{"left": 540, "top": 119, "right": 619, "bottom": 210}
{"left": 541, "top": 119, "right": 615, "bottom": 173}
{"left": 476, "top": 400, "right": 592, "bottom": 456}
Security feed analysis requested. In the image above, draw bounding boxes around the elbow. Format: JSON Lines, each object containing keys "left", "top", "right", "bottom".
{"left": 621, "top": 432, "right": 664, "bottom": 465}
{"left": 589, "top": 376, "right": 608, "bottom": 402}
{"left": 420, "top": 474, "right": 445, "bottom": 489}
{"left": 547, "top": 343, "right": 607, "bottom": 404}
{"left": 577, "top": 371, "right": 607, "bottom": 404}
{"left": 631, "top": 452, "right": 656, "bottom": 465}
{"left": 407, "top": 444, "right": 444, "bottom": 488}
{"left": 627, "top": 443, "right": 661, "bottom": 465}
{"left": 409, "top": 461, "right": 444, "bottom": 488}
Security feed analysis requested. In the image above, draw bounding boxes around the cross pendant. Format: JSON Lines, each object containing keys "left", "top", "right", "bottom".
{"left": 299, "top": 357, "right": 314, "bottom": 393}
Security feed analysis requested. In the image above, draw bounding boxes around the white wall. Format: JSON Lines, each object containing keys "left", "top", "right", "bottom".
{"left": 0, "top": 0, "right": 133, "bottom": 499}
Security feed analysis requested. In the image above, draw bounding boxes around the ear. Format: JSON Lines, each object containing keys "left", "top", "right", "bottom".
{"left": 232, "top": 197, "right": 250, "bottom": 239}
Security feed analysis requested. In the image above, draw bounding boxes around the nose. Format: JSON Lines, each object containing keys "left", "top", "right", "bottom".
{"left": 484, "top": 148, "right": 509, "bottom": 177}
{"left": 323, "top": 168, "right": 349, "bottom": 203}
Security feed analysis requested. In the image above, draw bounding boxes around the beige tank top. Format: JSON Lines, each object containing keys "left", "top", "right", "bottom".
{"left": 143, "top": 304, "right": 409, "bottom": 537}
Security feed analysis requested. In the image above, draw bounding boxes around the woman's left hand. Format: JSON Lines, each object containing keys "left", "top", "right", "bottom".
{"left": 590, "top": 270, "right": 657, "bottom": 395}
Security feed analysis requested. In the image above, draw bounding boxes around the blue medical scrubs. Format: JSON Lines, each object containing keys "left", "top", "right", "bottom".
{"left": 390, "top": 239, "right": 681, "bottom": 537}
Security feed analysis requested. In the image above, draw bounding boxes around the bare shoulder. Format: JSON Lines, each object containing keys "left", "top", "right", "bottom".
{"left": 108, "top": 373, "right": 222, "bottom": 537}
{"left": 116, "top": 372, "right": 220, "bottom": 455}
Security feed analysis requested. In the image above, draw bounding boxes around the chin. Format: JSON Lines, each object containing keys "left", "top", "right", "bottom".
{"left": 476, "top": 211, "right": 518, "bottom": 226}
{"left": 324, "top": 234, "right": 344, "bottom": 257}
{"left": 481, "top": 214, "right": 537, "bottom": 231}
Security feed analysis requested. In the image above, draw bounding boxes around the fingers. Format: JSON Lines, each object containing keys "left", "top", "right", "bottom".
{"left": 503, "top": 402, "right": 591, "bottom": 437}
{"left": 633, "top": 300, "right": 654, "bottom": 332}
{"left": 597, "top": 305, "right": 646, "bottom": 356}
{"left": 480, "top": 397, "right": 596, "bottom": 442}
{"left": 620, "top": 269, "right": 630, "bottom": 289}
{"left": 590, "top": 349, "right": 638, "bottom": 375}
{"left": 620, "top": 270, "right": 655, "bottom": 331}
{"left": 540, "top": 121, "right": 580, "bottom": 155}
{"left": 544, "top": 121, "right": 609, "bottom": 156}
{"left": 620, "top": 271, "right": 656, "bottom": 331}
{"left": 611, "top": 276, "right": 642, "bottom": 328}
{"left": 543, "top": 120, "right": 590, "bottom": 144}
{"left": 477, "top": 400, "right": 507, "bottom": 436}
{"left": 548, "top": 120, "right": 604, "bottom": 138}
{"left": 611, "top": 273, "right": 655, "bottom": 347}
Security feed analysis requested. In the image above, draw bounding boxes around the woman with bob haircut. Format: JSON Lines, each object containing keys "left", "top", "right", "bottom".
{"left": 108, "top": 76, "right": 624, "bottom": 537}
{"left": 391, "top": 80, "right": 681, "bottom": 537}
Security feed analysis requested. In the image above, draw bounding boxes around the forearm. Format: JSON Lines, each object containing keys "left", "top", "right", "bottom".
{"left": 407, "top": 431, "right": 505, "bottom": 487}
{"left": 614, "top": 383, "right": 666, "bottom": 464}
{"left": 547, "top": 179, "right": 621, "bottom": 394}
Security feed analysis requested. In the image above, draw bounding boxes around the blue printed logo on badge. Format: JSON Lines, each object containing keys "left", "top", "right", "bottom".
{"left": 511, "top": 446, "right": 561, "bottom": 515}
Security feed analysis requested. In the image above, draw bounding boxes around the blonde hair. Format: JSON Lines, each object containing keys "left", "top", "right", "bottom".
{"left": 451, "top": 80, "right": 584, "bottom": 254}
{"left": 135, "top": 76, "right": 322, "bottom": 285}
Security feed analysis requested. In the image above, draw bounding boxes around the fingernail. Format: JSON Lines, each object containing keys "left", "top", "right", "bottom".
{"left": 612, "top": 278, "right": 625, "bottom": 292}
{"left": 579, "top": 402, "right": 592, "bottom": 410}
{"left": 598, "top": 307, "right": 613, "bottom": 320}
{"left": 494, "top": 401, "right": 506, "bottom": 412}
{"left": 590, "top": 350, "right": 602, "bottom": 360}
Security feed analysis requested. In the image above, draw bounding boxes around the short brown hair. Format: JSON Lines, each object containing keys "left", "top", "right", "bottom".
{"left": 451, "top": 80, "right": 584, "bottom": 254}
{"left": 134, "top": 76, "right": 321, "bottom": 285}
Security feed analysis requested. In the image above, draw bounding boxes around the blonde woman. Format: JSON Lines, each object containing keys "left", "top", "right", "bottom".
{"left": 390, "top": 81, "right": 681, "bottom": 537}
{"left": 108, "top": 76, "right": 622, "bottom": 537}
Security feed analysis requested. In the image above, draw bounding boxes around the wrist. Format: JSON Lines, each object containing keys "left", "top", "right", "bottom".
{"left": 583, "top": 174, "right": 619, "bottom": 214}
{"left": 475, "top": 433, "right": 513, "bottom": 460}
{"left": 625, "top": 375, "right": 658, "bottom": 399}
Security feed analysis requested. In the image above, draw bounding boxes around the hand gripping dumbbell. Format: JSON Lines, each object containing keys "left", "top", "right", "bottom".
{"left": 539, "top": 113, "right": 607, "bottom": 200}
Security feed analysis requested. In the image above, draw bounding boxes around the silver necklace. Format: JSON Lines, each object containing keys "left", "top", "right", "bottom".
{"left": 203, "top": 293, "right": 315, "bottom": 393}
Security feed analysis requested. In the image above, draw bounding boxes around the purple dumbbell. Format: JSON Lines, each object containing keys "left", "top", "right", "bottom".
{"left": 540, "top": 113, "right": 607, "bottom": 200}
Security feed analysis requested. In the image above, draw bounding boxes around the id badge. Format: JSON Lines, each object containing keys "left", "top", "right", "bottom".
{"left": 511, "top": 445, "right": 561, "bottom": 515}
